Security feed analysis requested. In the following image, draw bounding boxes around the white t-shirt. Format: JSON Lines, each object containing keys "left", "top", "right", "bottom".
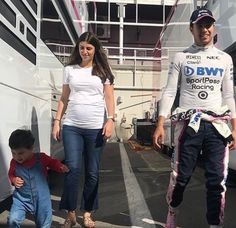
{"left": 159, "top": 44, "right": 236, "bottom": 118}
{"left": 63, "top": 65, "right": 110, "bottom": 129}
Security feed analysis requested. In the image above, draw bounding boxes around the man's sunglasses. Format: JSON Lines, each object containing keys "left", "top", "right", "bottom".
{"left": 196, "top": 22, "right": 215, "bottom": 29}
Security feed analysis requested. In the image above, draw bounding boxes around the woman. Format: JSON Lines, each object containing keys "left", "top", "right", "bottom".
{"left": 52, "top": 32, "right": 115, "bottom": 228}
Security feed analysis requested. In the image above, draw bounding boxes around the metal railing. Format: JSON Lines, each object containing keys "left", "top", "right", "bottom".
{"left": 45, "top": 42, "right": 169, "bottom": 67}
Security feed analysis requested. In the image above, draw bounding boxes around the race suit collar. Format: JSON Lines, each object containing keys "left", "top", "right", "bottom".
{"left": 192, "top": 43, "right": 214, "bottom": 51}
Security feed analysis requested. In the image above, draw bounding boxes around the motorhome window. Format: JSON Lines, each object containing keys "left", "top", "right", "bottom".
{"left": 26, "top": 0, "right": 37, "bottom": 14}
{"left": 40, "top": 0, "right": 73, "bottom": 65}
{"left": 20, "top": 21, "right": 25, "bottom": 34}
{"left": 0, "top": 0, "right": 16, "bottom": 27}
{"left": 0, "top": 21, "right": 36, "bottom": 64}
{"left": 10, "top": 0, "right": 37, "bottom": 31}
{"left": 27, "top": 28, "right": 36, "bottom": 48}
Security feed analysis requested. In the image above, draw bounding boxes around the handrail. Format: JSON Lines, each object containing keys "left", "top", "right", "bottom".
{"left": 104, "top": 46, "right": 161, "bottom": 51}
{"left": 108, "top": 55, "right": 163, "bottom": 61}
{"left": 73, "top": 19, "right": 164, "bottom": 27}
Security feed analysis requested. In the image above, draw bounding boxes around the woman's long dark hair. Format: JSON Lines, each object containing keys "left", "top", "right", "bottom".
{"left": 67, "top": 32, "right": 114, "bottom": 84}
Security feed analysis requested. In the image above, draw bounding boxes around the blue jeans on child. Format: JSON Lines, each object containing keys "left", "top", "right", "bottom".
{"left": 59, "top": 125, "right": 105, "bottom": 212}
{"left": 8, "top": 153, "right": 52, "bottom": 228}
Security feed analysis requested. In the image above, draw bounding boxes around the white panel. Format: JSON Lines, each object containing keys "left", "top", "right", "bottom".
{"left": 0, "top": 36, "right": 63, "bottom": 202}
{"left": 160, "top": 0, "right": 194, "bottom": 91}
{"left": 4, "top": 0, "right": 37, "bottom": 52}
{"left": 209, "top": 0, "right": 236, "bottom": 51}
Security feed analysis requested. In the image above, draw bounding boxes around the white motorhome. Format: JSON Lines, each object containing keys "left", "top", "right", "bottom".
{"left": 0, "top": 0, "right": 87, "bottom": 202}
{"left": 207, "top": 0, "right": 236, "bottom": 170}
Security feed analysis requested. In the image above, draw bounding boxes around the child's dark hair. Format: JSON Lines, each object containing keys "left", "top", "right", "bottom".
{"left": 9, "top": 129, "right": 35, "bottom": 150}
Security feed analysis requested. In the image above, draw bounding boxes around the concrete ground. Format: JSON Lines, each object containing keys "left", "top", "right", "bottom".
{"left": 1, "top": 142, "right": 236, "bottom": 227}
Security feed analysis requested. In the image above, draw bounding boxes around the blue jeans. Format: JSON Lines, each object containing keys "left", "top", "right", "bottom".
{"left": 60, "top": 125, "right": 105, "bottom": 212}
{"left": 8, "top": 153, "right": 52, "bottom": 228}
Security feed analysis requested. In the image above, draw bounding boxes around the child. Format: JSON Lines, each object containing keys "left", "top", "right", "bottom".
{"left": 8, "top": 129, "right": 69, "bottom": 228}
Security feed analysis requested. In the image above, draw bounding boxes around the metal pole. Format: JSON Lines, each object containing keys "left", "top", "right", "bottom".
{"left": 108, "top": 0, "right": 110, "bottom": 22}
{"left": 117, "top": 4, "right": 126, "bottom": 64}
{"left": 134, "top": 49, "right": 136, "bottom": 86}
{"left": 162, "top": 0, "right": 165, "bottom": 24}
{"left": 72, "top": 19, "right": 164, "bottom": 27}
{"left": 93, "top": 1, "right": 97, "bottom": 33}
{"left": 120, "top": 14, "right": 124, "bottom": 64}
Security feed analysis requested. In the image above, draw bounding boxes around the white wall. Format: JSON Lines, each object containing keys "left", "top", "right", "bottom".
{"left": 113, "top": 69, "right": 162, "bottom": 128}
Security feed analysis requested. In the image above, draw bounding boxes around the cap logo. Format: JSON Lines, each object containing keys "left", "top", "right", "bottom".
{"left": 199, "top": 9, "right": 208, "bottom": 13}
{"left": 190, "top": 8, "right": 215, "bottom": 23}
{"left": 198, "top": 12, "right": 208, "bottom": 17}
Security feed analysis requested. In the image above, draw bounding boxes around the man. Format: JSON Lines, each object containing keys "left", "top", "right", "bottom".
{"left": 153, "top": 7, "right": 236, "bottom": 228}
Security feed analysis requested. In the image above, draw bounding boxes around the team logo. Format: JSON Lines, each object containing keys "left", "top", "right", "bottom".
{"left": 184, "top": 66, "right": 194, "bottom": 76}
{"left": 184, "top": 66, "right": 224, "bottom": 77}
{"left": 198, "top": 91, "right": 208, "bottom": 99}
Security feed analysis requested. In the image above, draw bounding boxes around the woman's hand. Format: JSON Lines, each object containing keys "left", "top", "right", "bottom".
{"left": 52, "top": 120, "right": 61, "bottom": 141}
{"left": 103, "top": 83, "right": 115, "bottom": 140}
{"left": 102, "top": 119, "right": 113, "bottom": 140}
{"left": 52, "top": 85, "right": 70, "bottom": 141}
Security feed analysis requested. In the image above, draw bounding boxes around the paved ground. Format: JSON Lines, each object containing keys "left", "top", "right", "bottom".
{"left": 1, "top": 142, "right": 236, "bottom": 227}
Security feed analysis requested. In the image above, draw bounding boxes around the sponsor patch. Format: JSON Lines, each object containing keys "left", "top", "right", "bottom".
{"left": 198, "top": 91, "right": 208, "bottom": 99}
{"left": 206, "top": 56, "right": 220, "bottom": 60}
{"left": 184, "top": 66, "right": 224, "bottom": 77}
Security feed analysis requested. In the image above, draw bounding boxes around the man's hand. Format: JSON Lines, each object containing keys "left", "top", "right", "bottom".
{"left": 153, "top": 125, "right": 165, "bottom": 149}
{"left": 12, "top": 177, "right": 24, "bottom": 188}
{"left": 229, "top": 130, "right": 236, "bottom": 150}
{"left": 153, "top": 116, "right": 166, "bottom": 149}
